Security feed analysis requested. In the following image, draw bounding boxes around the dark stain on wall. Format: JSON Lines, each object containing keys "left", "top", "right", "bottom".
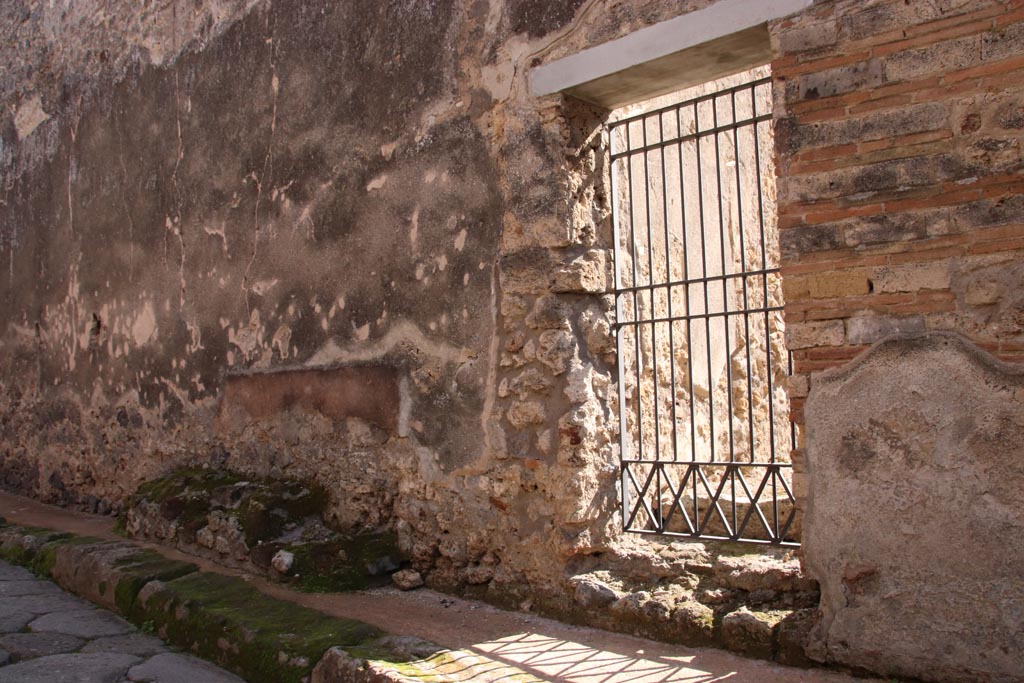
{"left": 508, "top": 0, "right": 588, "bottom": 39}
{"left": 219, "top": 364, "right": 402, "bottom": 432}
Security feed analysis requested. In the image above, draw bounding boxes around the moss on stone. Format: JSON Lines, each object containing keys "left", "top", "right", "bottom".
{"left": 110, "top": 549, "right": 197, "bottom": 614}
{"left": 287, "top": 532, "right": 400, "bottom": 593}
{"left": 129, "top": 571, "right": 382, "bottom": 683}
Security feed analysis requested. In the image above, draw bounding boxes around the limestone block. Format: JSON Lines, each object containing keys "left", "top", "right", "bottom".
{"left": 803, "top": 332, "right": 1024, "bottom": 683}
{"left": 785, "top": 320, "right": 844, "bottom": 350}
{"left": 845, "top": 314, "right": 925, "bottom": 345}
{"left": 721, "top": 607, "right": 782, "bottom": 660}
{"left": 537, "top": 329, "right": 577, "bottom": 375}
{"left": 872, "top": 261, "right": 951, "bottom": 294}
{"left": 550, "top": 249, "right": 609, "bottom": 294}
{"left": 390, "top": 569, "right": 423, "bottom": 591}
{"left": 570, "top": 574, "right": 621, "bottom": 608}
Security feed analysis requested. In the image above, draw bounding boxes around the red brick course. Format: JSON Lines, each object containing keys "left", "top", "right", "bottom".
{"left": 771, "top": 0, "right": 1024, "bottom": 434}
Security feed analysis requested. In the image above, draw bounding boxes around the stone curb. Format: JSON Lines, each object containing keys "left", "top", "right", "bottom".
{"left": 0, "top": 523, "right": 459, "bottom": 683}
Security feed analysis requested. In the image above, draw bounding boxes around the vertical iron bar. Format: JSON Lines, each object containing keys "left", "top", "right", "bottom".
{"left": 694, "top": 98, "right": 716, "bottom": 532}
{"left": 733, "top": 89, "right": 756, "bottom": 467}
{"left": 641, "top": 115, "right": 662, "bottom": 530}
{"left": 712, "top": 92, "right": 737, "bottom": 535}
{"left": 610, "top": 122, "right": 632, "bottom": 532}
{"left": 626, "top": 121, "right": 646, "bottom": 501}
{"left": 752, "top": 82, "right": 780, "bottom": 540}
{"left": 676, "top": 106, "right": 700, "bottom": 531}
{"left": 659, "top": 113, "right": 680, "bottom": 470}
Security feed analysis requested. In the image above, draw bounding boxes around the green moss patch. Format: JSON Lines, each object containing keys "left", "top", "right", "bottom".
{"left": 110, "top": 549, "right": 198, "bottom": 613}
{"left": 128, "top": 467, "right": 404, "bottom": 593}
{"left": 130, "top": 571, "right": 382, "bottom": 683}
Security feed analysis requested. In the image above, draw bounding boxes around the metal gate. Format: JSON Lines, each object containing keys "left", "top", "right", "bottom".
{"left": 609, "top": 73, "right": 797, "bottom": 546}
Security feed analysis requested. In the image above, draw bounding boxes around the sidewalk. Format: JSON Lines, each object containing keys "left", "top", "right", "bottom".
{"left": 0, "top": 492, "right": 878, "bottom": 683}
{"left": 0, "top": 558, "right": 243, "bottom": 682}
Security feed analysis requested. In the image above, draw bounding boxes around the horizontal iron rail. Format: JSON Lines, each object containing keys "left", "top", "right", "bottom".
{"left": 610, "top": 76, "right": 773, "bottom": 128}
{"left": 612, "top": 266, "right": 780, "bottom": 294}
{"left": 625, "top": 528, "right": 800, "bottom": 548}
{"left": 622, "top": 460, "right": 794, "bottom": 467}
{"left": 610, "top": 113, "right": 773, "bottom": 161}
{"left": 613, "top": 305, "right": 784, "bottom": 327}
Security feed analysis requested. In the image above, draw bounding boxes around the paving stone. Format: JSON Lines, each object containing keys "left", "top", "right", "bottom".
{"left": 0, "top": 612, "right": 34, "bottom": 634}
{"left": 0, "top": 632, "right": 86, "bottom": 661}
{"left": 29, "top": 610, "right": 135, "bottom": 638}
{"left": 0, "top": 565, "right": 35, "bottom": 582}
{"left": 0, "top": 652, "right": 141, "bottom": 682}
{"left": 0, "top": 593, "right": 94, "bottom": 615}
{"left": 81, "top": 634, "right": 168, "bottom": 658}
{"left": 126, "top": 653, "right": 247, "bottom": 683}
{"left": 0, "top": 581, "right": 63, "bottom": 597}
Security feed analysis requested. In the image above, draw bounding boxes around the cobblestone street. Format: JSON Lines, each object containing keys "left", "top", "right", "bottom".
{"left": 0, "top": 560, "right": 244, "bottom": 683}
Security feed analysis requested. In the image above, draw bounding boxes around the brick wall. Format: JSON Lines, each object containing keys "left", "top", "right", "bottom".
{"left": 770, "top": 0, "right": 1024, "bottom": 492}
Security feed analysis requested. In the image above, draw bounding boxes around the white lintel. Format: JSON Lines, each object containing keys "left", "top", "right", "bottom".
{"left": 531, "top": 0, "right": 814, "bottom": 105}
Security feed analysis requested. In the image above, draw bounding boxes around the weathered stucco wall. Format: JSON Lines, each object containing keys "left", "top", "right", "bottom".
{"left": 804, "top": 332, "right": 1024, "bottom": 683}
{"left": 0, "top": 0, "right": 712, "bottom": 603}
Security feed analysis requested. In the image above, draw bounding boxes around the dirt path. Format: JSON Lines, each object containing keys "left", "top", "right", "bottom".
{"left": 0, "top": 491, "right": 876, "bottom": 683}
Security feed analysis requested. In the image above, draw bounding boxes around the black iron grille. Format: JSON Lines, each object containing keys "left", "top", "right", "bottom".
{"left": 609, "top": 74, "right": 798, "bottom": 546}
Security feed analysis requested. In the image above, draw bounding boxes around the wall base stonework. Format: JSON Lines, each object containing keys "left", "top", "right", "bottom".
{"left": 803, "top": 332, "right": 1024, "bottom": 683}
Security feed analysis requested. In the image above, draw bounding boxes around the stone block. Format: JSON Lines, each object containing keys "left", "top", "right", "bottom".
{"left": 787, "top": 102, "right": 949, "bottom": 150}
{"left": 785, "top": 320, "right": 845, "bottom": 350}
{"left": 780, "top": 224, "right": 845, "bottom": 257}
{"left": 795, "top": 59, "right": 883, "bottom": 101}
{"left": 568, "top": 574, "right": 620, "bottom": 608}
{"left": 127, "top": 652, "right": 247, "bottom": 683}
{"left": 964, "top": 281, "right": 1003, "bottom": 306}
{"left": 803, "top": 332, "right": 1024, "bottom": 682}
{"left": 787, "top": 373, "right": 810, "bottom": 399}
{"left": 0, "top": 652, "right": 142, "bottom": 682}
{"left": 774, "top": 608, "right": 816, "bottom": 667}
{"left": 506, "top": 400, "right": 546, "bottom": 427}
{"left": 525, "top": 294, "right": 571, "bottom": 330}
{"left": 721, "top": 607, "right": 782, "bottom": 660}
{"left": 981, "top": 20, "right": 1024, "bottom": 62}
{"left": 670, "top": 600, "right": 715, "bottom": 645}
{"left": 500, "top": 249, "right": 556, "bottom": 295}
{"left": 872, "top": 261, "right": 951, "bottom": 293}
{"left": 550, "top": 249, "right": 609, "bottom": 294}
{"left": 845, "top": 212, "right": 932, "bottom": 247}
{"left": 775, "top": 19, "right": 839, "bottom": 54}
{"left": 786, "top": 154, "right": 968, "bottom": 204}
{"left": 883, "top": 35, "right": 981, "bottom": 82}
{"left": 845, "top": 314, "right": 925, "bottom": 345}
{"left": 807, "top": 270, "right": 870, "bottom": 299}
{"left": 390, "top": 569, "right": 423, "bottom": 591}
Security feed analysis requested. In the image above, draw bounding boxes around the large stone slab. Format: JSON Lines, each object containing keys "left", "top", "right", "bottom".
{"left": 48, "top": 541, "right": 196, "bottom": 613}
{"left": 126, "top": 653, "right": 247, "bottom": 683}
{"left": 80, "top": 634, "right": 168, "bottom": 658}
{"left": 0, "top": 581, "right": 63, "bottom": 597}
{"left": 0, "top": 652, "right": 140, "bottom": 683}
{"left": 0, "top": 612, "right": 34, "bottom": 634}
{"left": 0, "top": 632, "right": 86, "bottom": 661}
{"left": 803, "top": 332, "right": 1024, "bottom": 683}
{"left": 0, "top": 593, "right": 93, "bottom": 615}
{"left": 0, "top": 564, "right": 35, "bottom": 582}
{"left": 29, "top": 609, "right": 135, "bottom": 638}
